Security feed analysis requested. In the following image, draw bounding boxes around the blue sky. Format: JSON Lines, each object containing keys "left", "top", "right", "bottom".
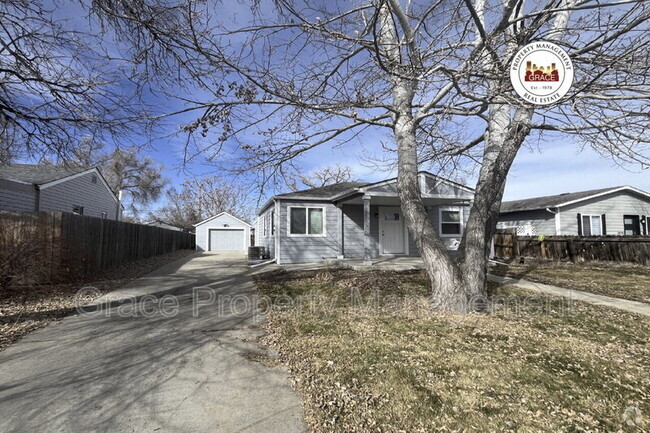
{"left": 34, "top": 0, "right": 650, "bottom": 214}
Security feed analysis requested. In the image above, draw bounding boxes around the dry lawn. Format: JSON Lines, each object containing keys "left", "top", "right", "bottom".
{"left": 255, "top": 268, "right": 650, "bottom": 433}
{"left": 0, "top": 249, "right": 195, "bottom": 351}
{"left": 490, "top": 261, "right": 650, "bottom": 304}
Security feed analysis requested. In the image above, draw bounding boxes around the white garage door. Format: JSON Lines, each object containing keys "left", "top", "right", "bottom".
{"left": 209, "top": 229, "right": 246, "bottom": 251}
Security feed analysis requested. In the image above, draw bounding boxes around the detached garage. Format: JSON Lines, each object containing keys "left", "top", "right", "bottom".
{"left": 194, "top": 212, "right": 253, "bottom": 252}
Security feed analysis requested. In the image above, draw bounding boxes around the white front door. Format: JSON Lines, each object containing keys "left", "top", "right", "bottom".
{"left": 379, "top": 207, "right": 406, "bottom": 254}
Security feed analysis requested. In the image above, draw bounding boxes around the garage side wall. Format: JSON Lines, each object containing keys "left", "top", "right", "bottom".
{"left": 195, "top": 213, "right": 251, "bottom": 251}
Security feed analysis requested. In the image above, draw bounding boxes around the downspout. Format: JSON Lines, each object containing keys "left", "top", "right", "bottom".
{"left": 545, "top": 207, "right": 561, "bottom": 235}
{"left": 116, "top": 190, "right": 123, "bottom": 220}
{"left": 35, "top": 184, "right": 41, "bottom": 211}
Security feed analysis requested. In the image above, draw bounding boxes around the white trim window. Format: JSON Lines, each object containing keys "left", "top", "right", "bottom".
{"left": 289, "top": 206, "right": 325, "bottom": 236}
{"left": 439, "top": 208, "right": 462, "bottom": 236}
{"left": 581, "top": 214, "right": 602, "bottom": 236}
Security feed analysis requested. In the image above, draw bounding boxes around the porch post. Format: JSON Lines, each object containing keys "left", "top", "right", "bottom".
{"left": 363, "top": 196, "right": 372, "bottom": 266}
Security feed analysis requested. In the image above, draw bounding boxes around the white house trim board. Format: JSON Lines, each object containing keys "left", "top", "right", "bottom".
{"left": 354, "top": 172, "right": 475, "bottom": 195}
{"left": 194, "top": 211, "right": 253, "bottom": 228}
{"left": 275, "top": 200, "right": 281, "bottom": 262}
{"left": 557, "top": 186, "right": 650, "bottom": 208}
{"left": 420, "top": 172, "right": 476, "bottom": 194}
{"left": 37, "top": 168, "right": 96, "bottom": 189}
{"left": 206, "top": 227, "right": 249, "bottom": 251}
{"left": 0, "top": 177, "right": 32, "bottom": 185}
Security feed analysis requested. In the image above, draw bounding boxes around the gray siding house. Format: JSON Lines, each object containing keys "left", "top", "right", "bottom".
{"left": 498, "top": 186, "right": 650, "bottom": 236}
{"left": 195, "top": 212, "right": 253, "bottom": 252}
{"left": 0, "top": 164, "right": 122, "bottom": 220}
{"left": 256, "top": 172, "right": 474, "bottom": 265}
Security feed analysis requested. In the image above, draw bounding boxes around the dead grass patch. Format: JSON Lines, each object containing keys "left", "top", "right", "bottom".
{"left": 490, "top": 261, "right": 650, "bottom": 303}
{"left": 255, "top": 268, "right": 650, "bottom": 433}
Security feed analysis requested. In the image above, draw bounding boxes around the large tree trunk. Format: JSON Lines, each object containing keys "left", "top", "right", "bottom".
{"left": 393, "top": 91, "right": 468, "bottom": 312}
{"left": 378, "top": 3, "right": 471, "bottom": 312}
{"left": 456, "top": 105, "right": 534, "bottom": 299}
{"left": 381, "top": 2, "right": 534, "bottom": 313}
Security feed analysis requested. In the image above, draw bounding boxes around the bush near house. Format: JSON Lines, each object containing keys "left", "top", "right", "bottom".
{"left": 255, "top": 269, "right": 649, "bottom": 433}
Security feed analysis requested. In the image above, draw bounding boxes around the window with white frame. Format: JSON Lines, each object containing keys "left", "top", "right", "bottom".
{"left": 581, "top": 214, "right": 602, "bottom": 236}
{"left": 289, "top": 207, "right": 324, "bottom": 235}
{"left": 440, "top": 209, "right": 462, "bottom": 236}
{"left": 271, "top": 211, "right": 275, "bottom": 235}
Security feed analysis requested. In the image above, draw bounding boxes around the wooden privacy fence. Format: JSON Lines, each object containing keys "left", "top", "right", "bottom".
{"left": 493, "top": 229, "right": 650, "bottom": 265}
{"left": 0, "top": 211, "right": 195, "bottom": 282}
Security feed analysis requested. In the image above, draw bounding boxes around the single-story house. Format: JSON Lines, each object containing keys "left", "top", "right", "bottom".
{"left": 146, "top": 219, "right": 187, "bottom": 232}
{"left": 498, "top": 185, "right": 650, "bottom": 236}
{"left": 194, "top": 212, "right": 253, "bottom": 252}
{"left": 256, "top": 171, "right": 474, "bottom": 265}
{"left": 0, "top": 164, "right": 122, "bottom": 220}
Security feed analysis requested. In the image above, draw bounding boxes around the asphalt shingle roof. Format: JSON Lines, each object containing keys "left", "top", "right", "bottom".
{"left": 0, "top": 164, "right": 87, "bottom": 185}
{"left": 276, "top": 181, "right": 370, "bottom": 199}
{"left": 500, "top": 186, "right": 624, "bottom": 213}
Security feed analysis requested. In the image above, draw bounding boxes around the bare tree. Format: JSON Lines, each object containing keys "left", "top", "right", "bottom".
{"left": 152, "top": 177, "right": 253, "bottom": 231}
{"left": 288, "top": 164, "right": 355, "bottom": 191}
{"left": 65, "top": 140, "right": 167, "bottom": 216}
{"left": 0, "top": 1, "right": 149, "bottom": 163}
{"left": 91, "top": 0, "right": 650, "bottom": 311}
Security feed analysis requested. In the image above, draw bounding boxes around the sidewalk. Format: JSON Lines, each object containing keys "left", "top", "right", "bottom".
{"left": 488, "top": 274, "right": 650, "bottom": 316}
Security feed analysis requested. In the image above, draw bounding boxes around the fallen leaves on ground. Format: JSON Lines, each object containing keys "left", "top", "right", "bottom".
{"left": 255, "top": 268, "right": 650, "bottom": 433}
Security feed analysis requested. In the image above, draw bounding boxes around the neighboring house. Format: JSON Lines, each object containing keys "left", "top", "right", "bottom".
{"left": 256, "top": 172, "right": 474, "bottom": 265}
{"left": 0, "top": 164, "right": 122, "bottom": 220}
{"left": 194, "top": 212, "right": 253, "bottom": 252}
{"left": 498, "top": 186, "right": 650, "bottom": 236}
{"left": 146, "top": 219, "right": 187, "bottom": 232}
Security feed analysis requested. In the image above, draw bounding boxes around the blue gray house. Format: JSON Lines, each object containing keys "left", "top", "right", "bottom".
{"left": 0, "top": 164, "right": 122, "bottom": 220}
{"left": 256, "top": 172, "right": 474, "bottom": 265}
{"left": 498, "top": 186, "right": 650, "bottom": 236}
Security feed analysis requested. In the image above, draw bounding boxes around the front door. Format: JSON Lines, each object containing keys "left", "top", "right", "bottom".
{"left": 379, "top": 207, "right": 405, "bottom": 254}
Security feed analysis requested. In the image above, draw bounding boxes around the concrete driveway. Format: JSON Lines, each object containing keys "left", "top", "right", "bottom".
{"left": 0, "top": 252, "right": 306, "bottom": 433}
